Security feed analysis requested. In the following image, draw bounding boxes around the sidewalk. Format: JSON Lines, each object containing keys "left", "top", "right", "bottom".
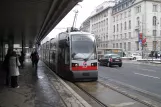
{"left": 137, "top": 59, "right": 161, "bottom": 64}
{"left": 0, "top": 59, "right": 91, "bottom": 107}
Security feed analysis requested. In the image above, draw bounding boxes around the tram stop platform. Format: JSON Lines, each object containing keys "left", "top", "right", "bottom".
{"left": 0, "top": 59, "right": 91, "bottom": 107}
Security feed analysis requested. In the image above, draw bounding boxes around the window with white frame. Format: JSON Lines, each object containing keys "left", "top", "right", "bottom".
{"left": 153, "top": 4, "right": 158, "bottom": 12}
{"left": 129, "top": 20, "right": 131, "bottom": 29}
{"left": 128, "top": 10, "right": 131, "bottom": 17}
{"left": 124, "top": 42, "right": 126, "bottom": 51}
{"left": 113, "top": 44, "right": 115, "bottom": 48}
{"left": 124, "top": 12, "right": 126, "bottom": 18}
{"left": 117, "top": 24, "right": 119, "bottom": 32}
{"left": 114, "top": 25, "right": 115, "bottom": 32}
{"left": 136, "top": 6, "right": 141, "bottom": 13}
{"left": 120, "top": 43, "right": 122, "bottom": 48}
{"left": 153, "top": 30, "right": 157, "bottom": 36}
{"left": 153, "top": 16, "right": 157, "bottom": 26}
{"left": 125, "top": 33, "right": 127, "bottom": 38}
{"left": 116, "top": 43, "right": 118, "bottom": 48}
{"left": 124, "top": 22, "right": 126, "bottom": 30}
{"left": 128, "top": 42, "right": 131, "bottom": 51}
{"left": 113, "top": 35, "right": 115, "bottom": 40}
{"left": 129, "top": 32, "right": 131, "bottom": 38}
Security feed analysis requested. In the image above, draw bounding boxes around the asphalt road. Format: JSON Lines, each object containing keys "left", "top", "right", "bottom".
{"left": 98, "top": 61, "right": 161, "bottom": 97}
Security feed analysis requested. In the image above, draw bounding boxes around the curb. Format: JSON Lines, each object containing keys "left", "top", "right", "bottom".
{"left": 43, "top": 62, "right": 92, "bottom": 107}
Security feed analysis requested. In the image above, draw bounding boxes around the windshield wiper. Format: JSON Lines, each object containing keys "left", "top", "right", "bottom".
{"left": 83, "top": 52, "right": 94, "bottom": 61}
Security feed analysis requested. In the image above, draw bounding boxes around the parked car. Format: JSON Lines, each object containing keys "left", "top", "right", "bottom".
{"left": 149, "top": 51, "right": 161, "bottom": 57}
{"left": 130, "top": 53, "right": 142, "bottom": 60}
{"left": 99, "top": 54, "right": 122, "bottom": 67}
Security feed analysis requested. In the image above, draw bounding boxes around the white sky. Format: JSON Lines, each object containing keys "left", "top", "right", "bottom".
{"left": 43, "top": 0, "right": 107, "bottom": 42}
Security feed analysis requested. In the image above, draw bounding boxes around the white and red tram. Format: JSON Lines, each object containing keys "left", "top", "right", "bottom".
{"left": 41, "top": 30, "right": 98, "bottom": 81}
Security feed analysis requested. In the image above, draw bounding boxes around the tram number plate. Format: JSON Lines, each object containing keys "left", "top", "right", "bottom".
{"left": 82, "top": 73, "right": 89, "bottom": 76}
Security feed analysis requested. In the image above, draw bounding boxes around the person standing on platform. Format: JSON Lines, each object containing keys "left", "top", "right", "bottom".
{"left": 9, "top": 51, "right": 20, "bottom": 88}
{"left": 3, "top": 49, "right": 12, "bottom": 86}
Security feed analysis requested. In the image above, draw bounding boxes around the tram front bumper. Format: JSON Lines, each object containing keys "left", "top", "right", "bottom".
{"left": 72, "top": 70, "right": 98, "bottom": 80}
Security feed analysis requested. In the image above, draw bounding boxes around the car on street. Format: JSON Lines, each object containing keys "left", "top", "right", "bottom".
{"left": 98, "top": 53, "right": 122, "bottom": 67}
{"left": 130, "top": 53, "right": 142, "bottom": 60}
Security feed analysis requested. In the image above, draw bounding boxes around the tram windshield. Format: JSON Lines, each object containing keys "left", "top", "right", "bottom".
{"left": 71, "top": 34, "right": 97, "bottom": 60}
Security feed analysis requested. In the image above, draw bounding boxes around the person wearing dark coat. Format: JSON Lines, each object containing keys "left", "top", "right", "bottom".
{"left": 3, "top": 49, "right": 12, "bottom": 86}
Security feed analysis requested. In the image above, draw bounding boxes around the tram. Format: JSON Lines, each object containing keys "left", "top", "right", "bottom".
{"left": 40, "top": 28, "right": 98, "bottom": 81}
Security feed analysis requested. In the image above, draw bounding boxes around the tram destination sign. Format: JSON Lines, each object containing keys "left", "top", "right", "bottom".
{"left": 72, "top": 35, "right": 92, "bottom": 41}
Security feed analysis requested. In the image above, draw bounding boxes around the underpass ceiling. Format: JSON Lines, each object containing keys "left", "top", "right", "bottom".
{"left": 0, "top": 0, "right": 82, "bottom": 47}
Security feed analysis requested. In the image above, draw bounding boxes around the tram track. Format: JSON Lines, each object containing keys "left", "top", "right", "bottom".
{"left": 65, "top": 80, "right": 108, "bottom": 107}
{"left": 74, "top": 83, "right": 109, "bottom": 107}
{"left": 65, "top": 79, "right": 159, "bottom": 107}
{"left": 98, "top": 76, "right": 160, "bottom": 107}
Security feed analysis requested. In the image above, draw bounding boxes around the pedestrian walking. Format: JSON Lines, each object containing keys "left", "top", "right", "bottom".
{"left": 30, "top": 51, "right": 39, "bottom": 68}
{"left": 9, "top": 51, "right": 20, "bottom": 88}
{"left": 3, "top": 49, "right": 12, "bottom": 86}
{"left": 19, "top": 51, "right": 25, "bottom": 68}
{"left": 30, "top": 51, "right": 35, "bottom": 67}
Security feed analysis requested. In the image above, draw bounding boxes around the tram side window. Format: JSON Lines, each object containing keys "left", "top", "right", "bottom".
{"left": 65, "top": 47, "right": 70, "bottom": 65}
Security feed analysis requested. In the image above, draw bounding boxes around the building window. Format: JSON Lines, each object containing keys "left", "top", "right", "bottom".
{"left": 114, "top": 17, "right": 115, "bottom": 22}
{"left": 121, "top": 23, "right": 122, "bottom": 31}
{"left": 121, "top": 14, "right": 122, "bottom": 19}
{"left": 136, "top": 41, "right": 139, "bottom": 50}
{"left": 153, "top": 4, "right": 158, "bottom": 12}
{"left": 124, "top": 42, "right": 126, "bottom": 51}
{"left": 125, "top": 33, "right": 127, "bottom": 38}
{"left": 113, "top": 44, "right": 115, "bottom": 48}
{"left": 116, "top": 43, "right": 118, "bottom": 48}
{"left": 153, "top": 41, "right": 157, "bottom": 50}
{"left": 153, "top": 30, "right": 157, "bottom": 36}
{"left": 113, "top": 35, "right": 115, "bottom": 40}
{"left": 124, "top": 12, "right": 126, "bottom": 18}
{"left": 153, "top": 16, "right": 157, "bottom": 26}
{"left": 128, "top": 42, "right": 131, "bottom": 51}
{"left": 124, "top": 22, "right": 126, "bottom": 30}
{"left": 121, "top": 34, "right": 122, "bottom": 39}
{"left": 129, "top": 20, "right": 131, "bottom": 29}
{"left": 114, "top": 25, "right": 115, "bottom": 32}
{"left": 128, "top": 10, "right": 131, "bottom": 17}
{"left": 117, "top": 24, "right": 119, "bottom": 32}
{"left": 120, "top": 43, "right": 122, "bottom": 48}
{"left": 129, "top": 32, "right": 131, "bottom": 38}
{"left": 137, "top": 17, "right": 140, "bottom": 26}
{"left": 136, "top": 6, "right": 141, "bottom": 13}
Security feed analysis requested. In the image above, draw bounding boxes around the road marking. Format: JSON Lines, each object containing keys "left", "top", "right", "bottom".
{"left": 110, "top": 102, "right": 135, "bottom": 107}
{"left": 134, "top": 72, "right": 160, "bottom": 79}
{"left": 139, "top": 68, "right": 156, "bottom": 72}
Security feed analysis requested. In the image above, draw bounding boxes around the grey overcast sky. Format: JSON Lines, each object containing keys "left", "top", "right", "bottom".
{"left": 44, "top": 0, "right": 107, "bottom": 41}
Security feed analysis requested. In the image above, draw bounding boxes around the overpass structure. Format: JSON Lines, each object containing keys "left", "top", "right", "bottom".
{"left": 0, "top": 0, "right": 82, "bottom": 60}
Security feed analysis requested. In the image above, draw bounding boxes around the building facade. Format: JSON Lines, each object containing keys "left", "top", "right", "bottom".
{"left": 80, "top": 17, "right": 90, "bottom": 32}
{"left": 81, "top": 0, "right": 161, "bottom": 57}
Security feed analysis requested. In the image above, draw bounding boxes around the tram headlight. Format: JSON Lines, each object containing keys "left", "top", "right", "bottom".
{"left": 72, "top": 63, "right": 79, "bottom": 67}
{"left": 75, "top": 64, "right": 78, "bottom": 66}
{"left": 91, "top": 63, "right": 97, "bottom": 67}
